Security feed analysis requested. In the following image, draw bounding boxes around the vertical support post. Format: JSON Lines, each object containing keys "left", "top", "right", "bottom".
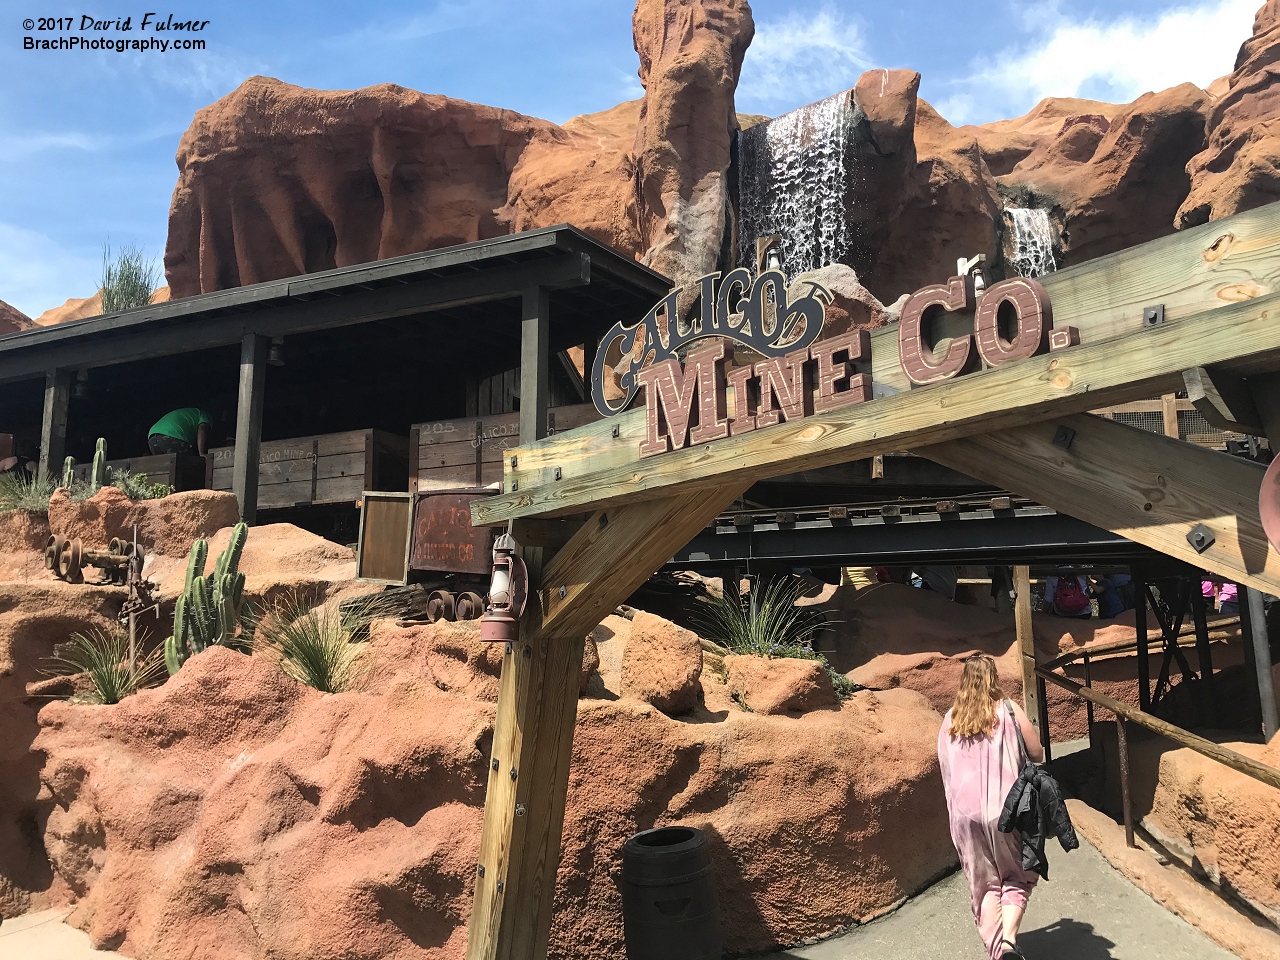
{"left": 1245, "top": 586, "right": 1278, "bottom": 741}
{"left": 1014, "top": 565, "right": 1041, "bottom": 738}
{"left": 1115, "top": 715, "right": 1135, "bottom": 848}
{"left": 1160, "top": 393, "right": 1179, "bottom": 439}
{"left": 1134, "top": 565, "right": 1151, "bottom": 712}
{"left": 1084, "top": 653, "right": 1096, "bottom": 751}
{"left": 233, "top": 334, "right": 268, "bottom": 526}
{"left": 582, "top": 337, "right": 598, "bottom": 397}
{"left": 520, "top": 288, "right": 551, "bottom": 445}
{"left": 1190, "top": 585, "right": 1217, "bottom": 724}
{"left": 37, "top": 368, "right": 71, "bottom": 485}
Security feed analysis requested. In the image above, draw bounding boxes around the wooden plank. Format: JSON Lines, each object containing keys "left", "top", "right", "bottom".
{"left": 316, "top": 429, "right": 373, "bottom": 458}
{"left": 466, "top": 482, "right": 748, "bottom": 960}
{"left": 869, "top": 201, "right": 1280, "bottom": 394}
{"left": 414, "top": 405, "right": 597, "bottom": 447}
{"left": 1014, "top": 565, "right": 1041, "bottom": 737}
{"left": 921, "top": 413, "right": 1280, "bottom": 596}
{"left": 1038, "top": 669, "right": 1280, "bottom": 791}
{"left": 417, "top": 464, "right": 503, "bottom": 491}
{"left": 258, "top": 481, "right": 314, "bottom": 510}
{"left": 315, "top": 451, "right": 366, "bottom": 480}
{"left": 314, "top": 475, "right": 363, "bottom": 505}
{"left": 1161, "top": 393, "right": 1180, "bottom": 438}
{"left": 477, "top": 291, "right": 1280, "bottom": 525}
{"left": 1182, "top": 366, "right": 1264, "bottom": 435}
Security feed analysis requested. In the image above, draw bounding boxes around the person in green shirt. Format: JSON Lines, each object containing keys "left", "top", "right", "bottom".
{"left": 148, "top": 408, "right": 211, "bottom": 456}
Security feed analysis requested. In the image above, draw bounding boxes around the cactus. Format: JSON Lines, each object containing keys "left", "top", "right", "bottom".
{"left": 61, "top": 456, "right": 74, "bottom": 490}
{"left": 90, "top": 438, "right": 107, "bottom": 492}
{"left": 165, "top": 522, "right": 248, "bottom": 676}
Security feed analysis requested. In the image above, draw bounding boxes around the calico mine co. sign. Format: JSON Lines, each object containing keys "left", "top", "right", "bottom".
{"left": 590, "top": 266, "right": 1078, "bottom": 458}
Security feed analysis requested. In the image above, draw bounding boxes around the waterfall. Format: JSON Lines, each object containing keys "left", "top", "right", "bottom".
{"left": 737, "top": 92, "right": 855, "bottom": 278}
{"left": 1004, "top": 207, "right": 1057, "bottom": 279}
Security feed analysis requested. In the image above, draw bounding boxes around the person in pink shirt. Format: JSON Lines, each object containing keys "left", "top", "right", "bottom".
{"left": 1219, "top": 582, "right": 1239, "bottom": 616}
{"left": 938, "top": 655, "right": 1045, "bottom": 959}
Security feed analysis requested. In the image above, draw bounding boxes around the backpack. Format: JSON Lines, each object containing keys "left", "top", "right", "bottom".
{"left": 1053, "top": 576, "right": 1090, "bottom": 615}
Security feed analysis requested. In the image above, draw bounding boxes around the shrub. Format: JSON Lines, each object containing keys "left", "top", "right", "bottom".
{"left": 46, "top": 626, "right": 165, "bottom": 704}
{"left": 257, "top": 592, "right": 395, "bottom": 693}
{"left": 100, "top": 242, "right": 160, "bottom": 314}
{"left": 110, "top": 468, "right": 173, "bottom": 500}
{"left": 697, "top": 575, "right": 859, "bottom": 701}
{"left": 0, "top": 472, "right": 55, "bottom": 513}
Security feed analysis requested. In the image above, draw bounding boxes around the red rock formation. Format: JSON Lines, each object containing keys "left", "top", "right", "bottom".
{"left": 631, "top": 0, "right": 754, "bottom": 288}
{"left": 46, "top": 488, "right": 240, "bottom": 560}
{"left": 163, "top": 77, "right": 567, "bottom": 297}
{"left": 1180, "top": 1, "right": 1280, "bottom": 227}
{"left": 724, "top": 654, "right": 835, "bottom": 714}
{"left": 0, "top": 582, "right": 124, "bottom": 917}
{"left": 34, "top": 286, "right": 167, "bottom": 326}
{"left": 619, "top": 610, "right": 703, "bottom": 714}
{"left": 0, "top": 300, "right": 33, "bottom": 335}
{"left": 33, "top": 609, "right": 955, "bottom": 959}
{"left": 959, "top": 97, "right": 1124, "bottom": 177}
{"left": 1001, "top": 83, "right": 1211, "bottom": 265}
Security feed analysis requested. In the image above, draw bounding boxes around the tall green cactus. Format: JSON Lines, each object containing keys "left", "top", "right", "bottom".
{"left": 61, "top": 456, "right": 74, "bottom": 490}
{"left": 89, "top": 438, "right": 107, "bottom": 492}
{"left": 165, "top": 523, "right": 248, "bottom": 675}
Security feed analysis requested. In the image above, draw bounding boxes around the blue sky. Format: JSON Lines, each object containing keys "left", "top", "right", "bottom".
{"left": 0, "top": 0, "right": 1260, "bottom": 318}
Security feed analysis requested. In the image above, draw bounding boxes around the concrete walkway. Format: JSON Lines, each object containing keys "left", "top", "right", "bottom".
{"left": 0, "top": 910, "right": 105, "bottom": 960}
{"left": 766, "top": 838, "right": 1240, "bottom": 960}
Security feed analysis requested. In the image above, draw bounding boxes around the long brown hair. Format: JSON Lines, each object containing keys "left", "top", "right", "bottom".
{"left": 950, "top": 654, "right": 1004, "bottom": 738}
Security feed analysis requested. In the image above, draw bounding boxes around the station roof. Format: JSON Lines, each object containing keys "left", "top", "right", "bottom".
{"left": 0, "top": 224, "right": 670, "bottom": 383}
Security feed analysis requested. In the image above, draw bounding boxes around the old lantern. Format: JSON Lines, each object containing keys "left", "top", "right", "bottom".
{"left": 480, "top": 533, "right": 528, "bottom": 642}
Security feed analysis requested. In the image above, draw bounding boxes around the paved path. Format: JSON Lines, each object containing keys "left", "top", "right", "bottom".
{"left": 766, "top": 838, "right": 1239, "bottom": 960}
{"left": 0, "top": 910, "right": 104, "bottom": 960}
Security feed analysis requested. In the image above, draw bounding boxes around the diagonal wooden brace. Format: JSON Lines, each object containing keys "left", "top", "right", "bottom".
{"left": 465, "top": 481, "right": 749, "bottom": 960}
{"left": 920, "top": 413, "right": 1280, "bottom": 596}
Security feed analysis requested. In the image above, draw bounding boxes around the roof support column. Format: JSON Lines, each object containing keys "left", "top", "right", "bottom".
{"left": 37, "top": 368, "right": 70, "bottom": 486}
{"left": 520, "top": 288, "right": 550, "bottom": 444}
{"left": 233, "top": 334, "right": 268, "bottom": 525}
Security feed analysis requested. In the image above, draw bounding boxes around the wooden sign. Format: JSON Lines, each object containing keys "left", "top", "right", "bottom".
{"left": 607, "top": 266, "right": 1064, "bottom": 460}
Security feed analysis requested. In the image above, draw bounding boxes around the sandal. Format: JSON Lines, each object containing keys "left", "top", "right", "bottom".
{"left": 1001, "top": 939, "right": 1025, "bottom": 959}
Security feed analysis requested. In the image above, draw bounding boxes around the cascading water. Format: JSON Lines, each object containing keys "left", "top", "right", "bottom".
{"left": 1004, "top": 207, "right": 1057, "bottom": 278}
{"left": 737, "top": 92, "right": 855, "bottom": 279}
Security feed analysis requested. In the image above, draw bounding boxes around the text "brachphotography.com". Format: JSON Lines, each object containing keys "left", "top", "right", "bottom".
{"left": 22, "top": 13, "right": 210, "bottom": 53}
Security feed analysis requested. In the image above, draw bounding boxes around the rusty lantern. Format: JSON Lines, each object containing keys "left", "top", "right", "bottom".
{"left": 1260, "top": 454, "right": 1280, "bottom": 554}
{"left": 480, "top": 533, "right": 528, "bottom": 643}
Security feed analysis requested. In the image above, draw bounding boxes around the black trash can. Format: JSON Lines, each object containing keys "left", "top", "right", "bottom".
{"left": 621, "top": 825, "right": 722, "bottom": 960}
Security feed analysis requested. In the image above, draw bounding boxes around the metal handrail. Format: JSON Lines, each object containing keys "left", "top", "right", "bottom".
{"left": 1040, "top": 617, "right": 1241, "bottom": 672}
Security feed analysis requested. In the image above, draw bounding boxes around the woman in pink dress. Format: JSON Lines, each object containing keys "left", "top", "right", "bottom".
{"left": 938, "top": 655, "right": 1045, "bottom": 960}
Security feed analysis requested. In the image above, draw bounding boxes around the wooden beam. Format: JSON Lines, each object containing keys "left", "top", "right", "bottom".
{"left": 37, "top": 368, "right": 70, "bottom": 485}
{"left": 467, "top": 482, "right": 748, "bottom": 960}
{"left": 1161, "top": 393, "right": 1179, "bottom": 439}
{"left": 475, "top": 290, "right": 1280, "bottom": 526}
{"left": 920, "top": 413, "right": 1280, "bottom": 596}
{"left": 1182, "top": 366, "right": 1264, "bottom": 435}
{"left": 232, "top": 334, "right": 268, "bottom": 525}
{"left": 1014, "top": 565, "right": 1041, "bottom": 737}
{"left": 520, "top": 289, "right": 551, "bottom": 445}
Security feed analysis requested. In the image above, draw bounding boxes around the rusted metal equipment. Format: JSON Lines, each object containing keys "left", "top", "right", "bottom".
{"left": 118, "top": 527, "right": 159, "bottom": 673}
{"left": 44, "top": 534, "right": 140, "bottom": 585}
{"left": 355, "top": 489, "right": 499, "bottom": 623}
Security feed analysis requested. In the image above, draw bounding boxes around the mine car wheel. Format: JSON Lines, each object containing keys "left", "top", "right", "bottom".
{"left": 58, "top": 539, "right": 83, "bottom": 583}
{"left": 426, "top": 589, "right": 456, "bottom": 623}
{"left": 455, "top": 591, "right": 485, "bottom": 621}
{"left": 44, "top": 535, "right": 59, "bottom": 570}
{"left": 109, "top": 537, "right": 126, "bottom": 556}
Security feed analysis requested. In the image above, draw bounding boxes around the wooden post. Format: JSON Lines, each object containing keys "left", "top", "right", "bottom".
{"left": 1160, "top": 392, "right": 1179, "bottom": 439}
{"left": 1014, "top": 565, "right": 1041, "bottom": 738}
{"left": 232, "top": 334, "right": 268, "bottom": 525}
{"left": 520, "top": 288, "right": 550, "bottom": 445}
{"left": 37, "top": 368, "right": 71, "bottom": 485}
{"left": 1244, "top": 586, "right": 1279, "bottom": 741}
{"left": 466, "top": 485, "right": 749, "bottom": 960}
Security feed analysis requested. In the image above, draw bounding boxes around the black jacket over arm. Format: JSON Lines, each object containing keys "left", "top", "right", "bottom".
{"left": 998, "top": 756, "right": 1079, "bottom": 879}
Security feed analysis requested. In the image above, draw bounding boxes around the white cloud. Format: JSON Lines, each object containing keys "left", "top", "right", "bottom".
{"left": 0, "top": 223, "right": 100, "bottom": 319}
{"left": 737, "top": 8, "right": 872, "bottom": 115}
{"left": 940, "top": 0, "right": 1257, "bottom": 125}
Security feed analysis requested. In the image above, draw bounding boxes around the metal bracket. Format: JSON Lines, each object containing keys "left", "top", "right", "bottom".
{"left": 1142, "top": 304, "right": 1165, "bottom": 327}
{"left": 1187, "top": 524, "right": 1215, "bottom": 554}
{"left": 1052, "top": 425, "right": 1076, "bottom": 450}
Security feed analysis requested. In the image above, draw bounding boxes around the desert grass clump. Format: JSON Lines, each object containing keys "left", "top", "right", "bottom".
{"left": 100, "top": 242, "right": 160, "bottom": 314}
{"left": 0, "top": 472, "right": 55, "bottom": 513}
{"left": 46, "top": 626, "right": 166, "bottom": 704}
{"left": 257, "top": 593, "right": 394, "bottom": 694}
{"left": 697, "top": 575, "right": 859, "bottom": 700}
